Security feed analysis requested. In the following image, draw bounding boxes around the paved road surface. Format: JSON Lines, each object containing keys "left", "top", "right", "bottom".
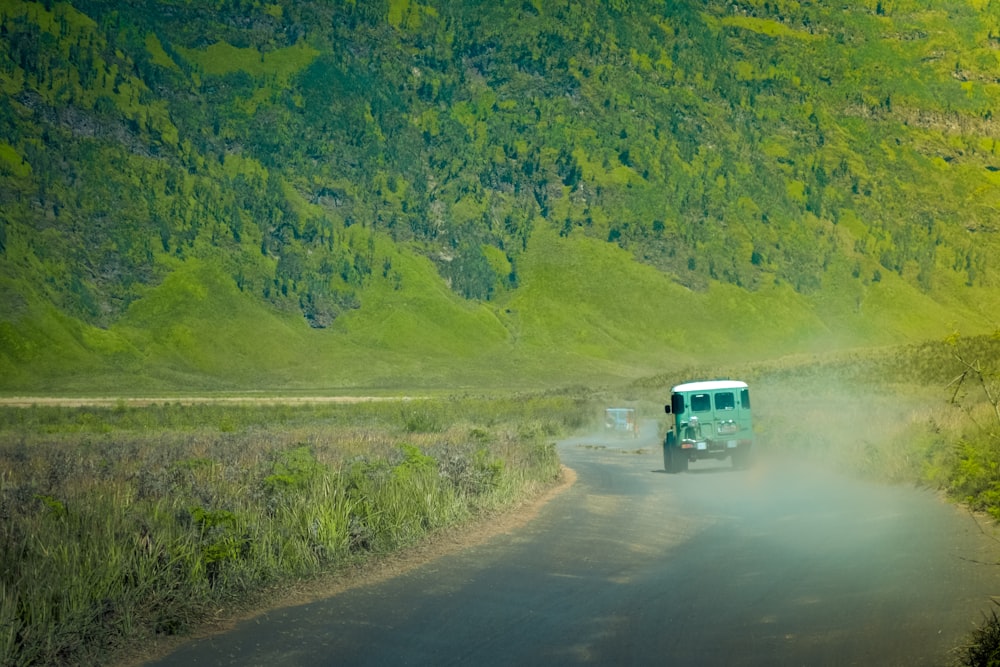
{"left": 148, "top": 430, "right": 1000, "bottom": 666}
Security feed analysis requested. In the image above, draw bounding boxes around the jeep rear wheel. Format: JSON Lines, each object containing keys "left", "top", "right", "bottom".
{"left": 676, "top": 448, "right": 688, "bottom": 473}
{"left": 732, "top": 446, "right": 753, "bottom": 470}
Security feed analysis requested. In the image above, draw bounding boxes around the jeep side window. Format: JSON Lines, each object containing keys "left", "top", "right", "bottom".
{"left": 671, "top": 393, "right": 684, "bottom": 415}
{"left": 690, "top": 393, "right": 711, "bottom": 412}
{"left": 715, "top": 392, "right": 735, "bottom": 411}
{"left": 740, "top": 388, "right": 750, "bottom": 409}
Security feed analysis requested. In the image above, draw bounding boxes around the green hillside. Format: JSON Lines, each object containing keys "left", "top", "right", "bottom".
{"left": 1, "top": 0, "right": 999, "bottom": 392}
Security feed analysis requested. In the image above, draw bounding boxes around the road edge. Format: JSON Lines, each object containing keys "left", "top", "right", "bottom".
{"left": 119, "top": 464, "right": 578, "bottom": 666}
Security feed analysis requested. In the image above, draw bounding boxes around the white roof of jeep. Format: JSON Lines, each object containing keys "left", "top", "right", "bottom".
{"left": 671, "top": 379, "right": 748, "bottom": 393}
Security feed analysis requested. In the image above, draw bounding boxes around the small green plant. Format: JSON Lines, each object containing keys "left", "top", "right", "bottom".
{"left": 959, "top": 602, "right": 1000, "bottom": 667}
{"left": 395, "top": 443, "right": 436, "bottom": 476}
{"left": 34, "top": 494, "right": 67, "bottom": 520}
{"left": 401, "top": 406, "right": 443, "bottom": 433}
{"left": 188, "top": 506, "right": 243, "bottom": 582}
{"left": 263, "top": 445, "right": 325, "bottom": 494}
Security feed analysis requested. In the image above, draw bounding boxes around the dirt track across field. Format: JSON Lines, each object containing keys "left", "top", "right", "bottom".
{"left": 0, "top": 395, "right": 413, "bottom": 408}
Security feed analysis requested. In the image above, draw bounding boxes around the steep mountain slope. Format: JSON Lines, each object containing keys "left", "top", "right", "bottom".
{"left": 1, "top": 0, "right": 998, "bottom": 391}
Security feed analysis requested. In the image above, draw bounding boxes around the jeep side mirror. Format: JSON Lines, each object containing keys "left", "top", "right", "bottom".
{"left": 664, "top": 405, "right": 671, "bottom": 414}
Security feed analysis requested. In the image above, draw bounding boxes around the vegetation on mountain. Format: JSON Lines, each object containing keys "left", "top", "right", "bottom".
{"left": 1, "top": 0, "right": 999, "bottom": 390}
{"left": 3, "top": 1, "right": 1000, "bottom": 661}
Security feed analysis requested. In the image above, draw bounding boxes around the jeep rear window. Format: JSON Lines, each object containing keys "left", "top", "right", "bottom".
{"left": 690, "top": 393, "right": 711, "bottom": 412}
{"left": 714, "top": 392, "right": 735, "bottom": 410}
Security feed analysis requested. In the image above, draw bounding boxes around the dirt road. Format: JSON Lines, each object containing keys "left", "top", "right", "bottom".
{"left": 145, "top": 430, "right": 1000, "bottom": 666}
{"left": 0, "top": 396, "right": 407, "bottom": 407}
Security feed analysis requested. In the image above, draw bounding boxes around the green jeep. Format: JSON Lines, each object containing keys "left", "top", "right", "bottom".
{"left": 663, "top": 379, "right": 754, "bottom": 473}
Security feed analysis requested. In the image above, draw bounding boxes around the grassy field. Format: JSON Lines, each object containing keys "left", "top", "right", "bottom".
{"left": 2, "top": 335, "right": 999, "bottom": 666}
{"left": 0, "top": 393, "right": 586, "bottom": 666}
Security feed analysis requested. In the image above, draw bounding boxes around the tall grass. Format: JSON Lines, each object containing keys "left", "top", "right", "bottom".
{"left": 0, "top": 394, "right": 587, "bottom": 666}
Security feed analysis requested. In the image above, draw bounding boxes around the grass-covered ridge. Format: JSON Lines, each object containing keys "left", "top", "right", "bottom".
{"left": 1, "top": 0, "right": 999, "bottom": 392}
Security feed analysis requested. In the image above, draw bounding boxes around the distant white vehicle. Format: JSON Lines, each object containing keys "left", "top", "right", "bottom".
{"left": 604, "top": 407, "right": 639, "bottom": 438}
{"left": 662, "top": 379, "right": 753, "bottom": 473}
